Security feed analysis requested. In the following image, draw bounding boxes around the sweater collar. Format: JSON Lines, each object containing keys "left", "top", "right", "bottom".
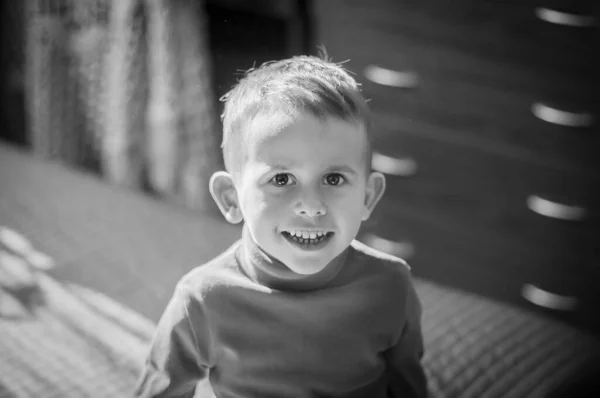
{"left": 235, "top": 225, "right": 349, "bottom": 292}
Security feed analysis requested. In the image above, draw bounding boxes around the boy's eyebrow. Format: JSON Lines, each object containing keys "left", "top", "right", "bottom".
{"left": 264, "top": 162, "right": 358, "bottom": 176}
{"left": 326, "top": 165, "right": 358, "bottom": 176}
{"left": 267, "top": 160, "right": 295, "bottom": 170}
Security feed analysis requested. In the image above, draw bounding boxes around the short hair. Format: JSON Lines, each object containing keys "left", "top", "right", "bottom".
{"left": 219, "top": 54, "right": 372, "bottom": 174}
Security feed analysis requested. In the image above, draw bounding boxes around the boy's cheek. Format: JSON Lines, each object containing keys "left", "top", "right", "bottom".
{"left": 242, "top": 195, "right": 282, "bottom": 219}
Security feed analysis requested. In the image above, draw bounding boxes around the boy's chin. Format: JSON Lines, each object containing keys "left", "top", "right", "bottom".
{"left": 286, "top": 264, "right": 327, "bottom": 276}
{"left": 285, "top": 261, "right": 329, "bottom": 276}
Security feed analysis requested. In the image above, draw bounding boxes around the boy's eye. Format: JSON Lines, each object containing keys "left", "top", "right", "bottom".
{"left": 271, "top": 173, "right": 294, "bottom": 186}
{"left": 324, "top": 173, "right": 345, "bottom": 186}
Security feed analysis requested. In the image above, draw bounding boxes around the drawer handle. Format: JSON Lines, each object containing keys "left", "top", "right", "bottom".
{"left": 371, "top": 151, "right": 418, "bottom": 177}
{"left": 362, "top": 233, "right": 415, "bottom": 259}
{"left": 535, "top": 7, "right": 597, "bottom": 27}
{"left": 526, "top": 195, "right": 587, "bottom": 221}
{"left": 363, "top": 65, "right": 420, "bottom": 89}
{"left": 521, "top": 283, "right": 578, "bottom": 311}
{"left": 532, "top": 103, "right": 594, "bottom": 127}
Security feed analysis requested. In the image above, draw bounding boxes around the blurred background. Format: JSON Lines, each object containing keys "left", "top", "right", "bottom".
{"left": 0, "top": 1, "right": 599, "bottom": 396}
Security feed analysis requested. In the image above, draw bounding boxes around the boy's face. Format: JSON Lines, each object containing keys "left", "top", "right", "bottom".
{"left": 228, "top": 112, "right": 385, "bottom": 275}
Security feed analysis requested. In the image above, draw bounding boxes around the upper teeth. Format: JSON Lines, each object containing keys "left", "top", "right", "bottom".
{"left": 288, "top": 231, "right": 326, "bottom": 239}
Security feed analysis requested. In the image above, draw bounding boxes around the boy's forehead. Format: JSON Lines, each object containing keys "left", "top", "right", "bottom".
{"left": 233, "top": 111, "right": 370, "bottom": 178}
{"left": 245, "top": 111, "right": 367, "bottom": 151}
{"left": 245, "top": 111, "right": 296, "bottom": 145}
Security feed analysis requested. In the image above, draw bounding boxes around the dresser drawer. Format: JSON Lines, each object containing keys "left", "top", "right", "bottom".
{"left": 368, "top": 113, "right": 600, "bottom": 258}
{"left": 327, "top": 36, "right": 598, "bottom": 171}
{"left": 320, "top": 22, "right": 596, "bottom": 107}
{"left": 315, "top": 0, "right": 598, "bottom": 76}
{"left": 358, "top": 201, "right": 600, "bottom": 334}
{"left": 362, "top": 75, "right": 597, "bottom": 171}
{"left": 316, "top": 20, "right": 598, "bottom": 169}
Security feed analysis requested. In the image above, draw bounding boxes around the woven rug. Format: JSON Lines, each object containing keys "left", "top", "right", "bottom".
{"left": 1, "top": 262, "right": 599, "bottom": 398}
{"left": 417, "top": 279, "right": 600, "bottom": 398}
{"left": 0, "top": 272, "right": 155, "bottom": 398}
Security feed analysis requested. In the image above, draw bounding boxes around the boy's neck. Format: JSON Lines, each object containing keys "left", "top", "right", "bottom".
{"left": 236, "top": 226, "right": 350, "bottom": 292}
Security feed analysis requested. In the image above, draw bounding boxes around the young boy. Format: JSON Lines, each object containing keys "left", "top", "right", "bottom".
{"left": 136, "top": 55, "right": 428, "bottom": 398}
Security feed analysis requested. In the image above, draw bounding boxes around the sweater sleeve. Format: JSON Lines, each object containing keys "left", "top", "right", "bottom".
{"left": 135, "top": 282, "right": 214, "bottom": 398}
{"left": 384, "top": 277, "right": 428, "bottom": 398}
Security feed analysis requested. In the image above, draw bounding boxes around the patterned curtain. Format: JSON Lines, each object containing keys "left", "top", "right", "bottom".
{"left": 0, "top": 0, "right": 27, "bottom": 146}
{"left": 16, "top": 0, "right": 223, "bottom": 211}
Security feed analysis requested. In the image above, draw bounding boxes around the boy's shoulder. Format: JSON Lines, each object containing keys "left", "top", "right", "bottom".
{"left": 175, "top": 239, "right": 246, "bottom": 300}
{"left": 347, "top": 240, "right": 420, "bottom": 317}
{"left": 349, "top": 238, "right": 412, "bottom": 283}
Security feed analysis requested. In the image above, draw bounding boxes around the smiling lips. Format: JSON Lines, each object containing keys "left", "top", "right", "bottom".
{"left": 282, "top": 230, "right": 333, "bottom": 245}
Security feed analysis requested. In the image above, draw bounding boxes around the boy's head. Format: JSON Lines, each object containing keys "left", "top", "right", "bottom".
{"left": 210, "top": 55, "right": 386, "bottom": 275}
{"left": 220, "top": 55, "right": 373, "bottom": 175}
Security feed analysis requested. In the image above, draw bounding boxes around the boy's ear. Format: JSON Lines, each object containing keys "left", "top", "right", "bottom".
{"left": 362, "top": 171, "right": 386, "bottom": 221}
{"left": 209, "top": 171, "right": 243, "bottom": 224}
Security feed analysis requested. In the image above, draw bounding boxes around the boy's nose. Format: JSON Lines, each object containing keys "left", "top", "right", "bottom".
{"left": 294, "top": 193, "right": 327, "bottom": 217}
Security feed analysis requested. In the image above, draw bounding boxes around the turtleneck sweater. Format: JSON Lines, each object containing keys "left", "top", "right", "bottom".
{"left": 136, "top": 227, "right": 427, "bottom": 398}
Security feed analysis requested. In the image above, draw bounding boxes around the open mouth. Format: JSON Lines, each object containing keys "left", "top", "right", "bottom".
{"left": 281, "top": 230, "right": 334, "bottom": 249}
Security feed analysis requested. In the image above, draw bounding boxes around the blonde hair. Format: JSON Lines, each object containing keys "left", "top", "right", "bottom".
{"left": 219, "top": 54, "right": 371, "bottom": 173}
